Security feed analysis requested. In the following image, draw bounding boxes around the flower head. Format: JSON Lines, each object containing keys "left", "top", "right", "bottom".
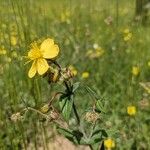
{"left": 86, "top": 47, "right": 104, "bottom": 59}
{"left": 123, "top": 28, "right": 132, "bottom": 42}
{"left": 104, "top": 138, "right": 115, "bottom": 150}
{"left": 132, "top": 66, "right": 140, "bottom": 76}
{"left": 85, "top": 111, "right": 99, "bottom": 123}
{"left": 127, "top": 106, "right": 136, "bottom": 116}
{"left": 82, "top": 72, "right": 89, "bottom": 79}
{"left": 148, "top": 61, "right": 150, "bottom": 67}
{"left": 27, "top": 38, "right": 59, "bottom": 78}
{"left": 11, "top": 36, "right": 17, "bottom": 46}
{"left": 0, "top": 46, "right": 7, "bottom": 55}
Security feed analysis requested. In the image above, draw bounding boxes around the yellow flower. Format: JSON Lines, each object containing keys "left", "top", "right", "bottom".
{"left": 0, "top": 47, "right": 7, "bottom": 55}
{"left": 27, "top": 38, "right": 59, "bottom": 78}
{"left": 123, "top": 28, "right": 130, "bottom": 34}
{"left": 148, "top": 61, "right": 150, "bottom": 67}
{"left": 123, "top": 28, "right": 132, "bottom": 42}
{"left": 132, "top": 66, "right": 140, "bottom": 76}
{"left": 127, "top": 106, "right": 136, "bottom": 116}
{"left": 124, "top": 33, "right": 132, "bottom": 41}
{"left": 86, "top": 47, "right": 104, "bottom": 59}
{"left": 104, "top": 138, "right": 115, "bottom": 150}
{"left": 40, "top": 104, "right": 49, "bottom": 113}
{"left": 11, "top": 36, "right": 17, "bottom": 46}
{"left": 82, "top": 72, "right": 89, "bottom": 79}
{"left": 61, "top": 10, "right": 71, "bottom": 24}
{"left": 95, "top": 47, "right": 105, "bottom": 57}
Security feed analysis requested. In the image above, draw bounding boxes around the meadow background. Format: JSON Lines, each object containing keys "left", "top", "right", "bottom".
{"left": 0, "top": 0, "right": 150, "bottom": 149}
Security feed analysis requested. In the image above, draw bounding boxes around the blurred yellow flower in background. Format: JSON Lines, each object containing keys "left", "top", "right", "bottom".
{"left": 11, "top": 36, "right": 17, "bottom": 46}
{"left": 123, "top": 28, "right": 132, "bottom": 42}
{"left": 132, "top": 66, "right": 140, "bottom": 76}
{"left": 127, "top": 106, "right": 136, "bottom": 116}
{"left": 0, "top": 47, "right": 7, "bottom": 55}
{"left": 27, "top": 38, "right": 59, "bottom": 78}
{"left": 61, "top": 10, "right": 71, "bottom": 24}
{"left": 81, "top": 71, "right": 89, "bottom": 79}
{"left": 104, "top": 138, "right": 115, "bottom": 150}
{"left": 86, "top": 46, "right": 105, "bottom": 59}
{"left": 123, "top": 28, "right": 130, "bottom": 34}
{"left": 148, "top": 61, "right": 150, "bottom": 67}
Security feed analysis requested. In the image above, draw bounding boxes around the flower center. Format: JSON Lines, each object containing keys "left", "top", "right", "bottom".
{"left": 28, "top": 42, "right": 43, "bottom": 60}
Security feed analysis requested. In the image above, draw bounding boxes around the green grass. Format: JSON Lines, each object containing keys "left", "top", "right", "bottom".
{"left": 0, "top": 0, "right": 150, "bottom": 149}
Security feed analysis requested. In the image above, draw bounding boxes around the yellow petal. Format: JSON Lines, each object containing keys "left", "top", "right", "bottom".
{"left": 37, "top": 58, "right": 49, "bottom": 75}
{"left": 28, "top": 61, "right": 37, "bottom": 78}
{"left": 28, "top": 49, "right": 35, "bottom": 60}
{"left": 40, "top": 38, "right": 59, "bottom": 59}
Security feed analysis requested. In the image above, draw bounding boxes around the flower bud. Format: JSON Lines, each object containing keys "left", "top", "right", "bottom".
{"left": 85, "top": 111, "right": 99, "bottom": 123}
{"left": 40, "top": 104, "right": 49, "bottom": 114}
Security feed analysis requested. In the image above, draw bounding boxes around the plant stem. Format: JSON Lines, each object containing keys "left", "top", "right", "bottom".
{"left": 48, "top": 92, "right": 64, "bottom": 106}
{"left": 72, "top": 102, "right": 80, "bottom": 125}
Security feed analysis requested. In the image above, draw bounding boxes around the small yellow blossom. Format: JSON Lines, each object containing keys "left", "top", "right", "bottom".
{"left": 124, "top": 33, "right": 132, "bottom": 41}
{"left": 132, "top": 66, "right": 140, "bottom": 76}
{"left": 40, "top": 104, "right": 49, "bottom": 113}
{"left": 123, "top": 28, "right": 132, "bottom": 42}
{"left": 123, "top": 28, "right": 130, "bottom": 34}
{"left": 95, "top": 47, "right": 105, "bottom": 57}
{"left": 61, "top": 10, "right": 71, "bottom": 24}
{"left": 104, "top": 138, "right": 115, "bottom": 150}
{"left": 148, "top": 61, "right": 150, "bottom": 67}
{"left": 127, "top": 106, "right": 136, "bottom": 116}
{"left": 0, "top": 47, "right": 7, "bottom": 55}
{"left": 27, "top": 38, "right": 59, "bottom": 78}
{"left": 11, "top": 36, "right": 17, "bottom": 46}
{"left": 86, "top": 47, "right": 104, "bottom": 59}
{"left": 69, "top": 65, "right": 78, "bottom": 76}
{"left": 82, "top": 72, "right": 89, "bottom": 79}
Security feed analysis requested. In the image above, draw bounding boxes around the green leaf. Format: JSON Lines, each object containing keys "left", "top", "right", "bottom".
{"left": 57, "top": 127, "right": 85, "bottom": 145}
{"left": 96, "top": 99, "right": 106, "bottom": 113}
{"left": 89, "top": 129, "right": 107, "bottom": 145}
{"left": 89, "top": 143, "right": 101, "bottom": 150}
{"left": 72, "top": 82, "right": 80, "bottom": 92}
{"left": 59, "top": 95, "right": 73, "bottom": 121}
{"left": 85, "top": 86, "right": 99, "bottom": 100}
{"left": 57, "top": 127, "right": 74, "bottom": 138}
